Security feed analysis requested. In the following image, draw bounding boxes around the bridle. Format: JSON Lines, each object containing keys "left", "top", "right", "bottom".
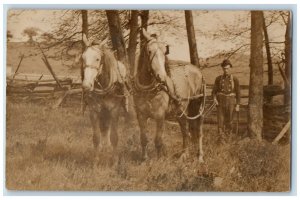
{"left": 133, "top": 39, "right": 169, "bottom": 95}
{"left": 141, "top": 39, "right": 208, "bottom": 120}
{"left": 142, "top": 39, "right": 171, "bottom": 87}
{"left": 83, "top": 46, "right": 115, "bottom": 95}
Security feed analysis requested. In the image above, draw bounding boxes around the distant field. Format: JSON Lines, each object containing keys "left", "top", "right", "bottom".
{"left": 7, "top": 42, "right": 285, "bottom": 86}
{"left": 6, "top": 42, "right": 80, "bottom": 78}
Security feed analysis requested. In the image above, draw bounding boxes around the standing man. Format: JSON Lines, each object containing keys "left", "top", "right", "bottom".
{"left": 212, "top": 59, "right": 241, "bottom": 144}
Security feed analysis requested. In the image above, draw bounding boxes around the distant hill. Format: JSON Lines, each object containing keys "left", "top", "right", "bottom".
{"left": 6, "top": 42, "right": 80, "bottom": 78}
{"left": 7, "top": 42, "right": 283, "bottom": 87}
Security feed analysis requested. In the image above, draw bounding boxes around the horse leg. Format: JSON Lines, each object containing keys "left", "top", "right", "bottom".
{"left": 189, "top": 118, "right": 199, "bottom": 155}
{"left": 155, "top": 119, "right": 166, "bottom": 158}
{"left": 177, "top": 117, "right": 190, "bottom": 160}
{"left": 188, "top": 98, "right": 204, "bottom": 163}
{"left": 136, "top": 112, "right": 149, "bottom": 160}
{"left": 98, "top": 108, "right": 112, "bottom": 152}
{"left": 89, "top": 110, "right": 102, "bottom": 164}
{"left": 198, "top": 116, "right": 204, "bottom": 163}
{"left": 89, "top": 111, "right": 101, "bottom": 150}
{"left": 110, "top": 107, "right": 120, "bottom": 154}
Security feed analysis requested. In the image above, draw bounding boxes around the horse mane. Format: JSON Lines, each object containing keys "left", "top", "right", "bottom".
{"left": 137, "top": 44, "right": 155, "bottom": 85}
{"left": 97, "top": 47, "right": 118, "bottom": 88}
{"left": 165, "top": 56, "right": 171, "bottom": 77}
{"left": 137, "top": 42, "right": 171, "bottom": 82}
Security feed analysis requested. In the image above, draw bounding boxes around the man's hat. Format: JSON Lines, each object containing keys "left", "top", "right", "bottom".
{"left": 221, "top": 59, "right": 232, "bottom": 68}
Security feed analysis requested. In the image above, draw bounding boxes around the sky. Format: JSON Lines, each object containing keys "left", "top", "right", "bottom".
{"left": 6, "top": 9, "right": 287, "bottom": 59}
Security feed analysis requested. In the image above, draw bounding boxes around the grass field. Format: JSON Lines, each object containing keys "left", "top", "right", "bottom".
{"left": 6, "top": 42, "right": 290, "bottom": 191}
{"left": 6, "top": 99, "right": 290, "bottom": 191}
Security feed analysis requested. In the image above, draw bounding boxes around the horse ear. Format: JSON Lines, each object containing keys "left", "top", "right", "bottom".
{"left": 142, "top": 28, "right": 152, "bottom": 41}
{"left": 82, "top": 33, "right": 90, "bottom": 47}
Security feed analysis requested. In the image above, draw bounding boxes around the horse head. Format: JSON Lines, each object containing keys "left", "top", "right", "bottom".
{"left": 81, "top": 34, "right": 107, "bottom": 91}
{"left": 142, "top": 29, "right": 169, "bottom": 83}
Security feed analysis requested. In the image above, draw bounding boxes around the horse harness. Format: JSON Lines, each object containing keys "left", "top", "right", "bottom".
{"left": 83, "top": 49, "right": 128, "bottom": 98}
{"left": 134, "top": 39, "right": 209, "bottom": 120}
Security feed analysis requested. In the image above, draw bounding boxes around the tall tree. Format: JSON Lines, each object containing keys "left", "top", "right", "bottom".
{"left": 248, "top": 11, "right": 264, "bottom": 141}
{"left": 184, "top": 10, "right": 200, "bottom": 67}
{"left": 106, "top": 10, "right": 128, "bottom": 67}
{"left": 81, "top": 10, "right": 88, "bottom": 81}
{"left": 262, "top": 12, "right": 273, "bottom": 85}
{"left": 140, "top": 10, "right": 149, "bottom": 49}
{"left": 284, "top": 11, "right": 291, "bottom": 105}
{"left": 80, "top": 10, "right": 89, "bottom": 80}
{"left": 127, "top": 10, "right": 139, "bottom": 75}
{"left": 106, "top": 10, "right": 136, "bottom": 119}
{"left": 81, "top": 10, "right": 89, "bottom": 38}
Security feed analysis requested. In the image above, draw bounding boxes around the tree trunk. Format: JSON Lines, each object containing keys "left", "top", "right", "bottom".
{"left": 140, "top": 10, "right": 149, "bottom": 49}
{"left": 284, "top": 11, "right": 291, "bottom": 106}
{"left": 81, "top": 10, "right": 88, "bottom": 81}
{"left": 106, "top": 10, "right": 128, "bottom": 68}
{"left": 262, "top": 12, "right": 273, "bottom": 86}
{"left": 185, "top": 10, "right": 200, "bottom": 67}
{"left": 81, "top": 10, "right": 88, "bottom": 38}
{"left": 106, "top": 10, "right": 136, "bottom": 120}
{"left": 248, "top": 11, "right": 264, "bottom": 141}
{"left": 127, "top": 10, "right": 139, "bottom": 75}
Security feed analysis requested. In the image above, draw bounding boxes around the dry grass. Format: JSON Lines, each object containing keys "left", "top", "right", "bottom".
{"left": 6, "top": 100, "right": 290, "bottom": 191}
{"left": 6, "top": 42, "right": 289, "bottom": 191}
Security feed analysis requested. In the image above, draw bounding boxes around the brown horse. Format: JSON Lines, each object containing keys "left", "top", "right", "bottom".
{"left": 81, "top": 34, "right": 127, "bottom": 154}
{"left": 133, "top": 29, "right": 206, "bottom": 162}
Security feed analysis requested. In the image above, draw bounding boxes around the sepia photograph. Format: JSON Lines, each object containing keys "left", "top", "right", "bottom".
{"left": 5, "top": 8, "right": 292, "bottom": 192}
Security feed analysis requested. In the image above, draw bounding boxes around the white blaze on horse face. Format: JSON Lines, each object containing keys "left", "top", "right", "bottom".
{"left": 82, "top": 67, "right": 98, "bottom": 91}
{"left": 82, "top": 47, "right": 102, "bottom": 91}
{"left": 148, "top": 43, "right": 167, "bottom": 82}
{"left": 82, "top": 47, "right": 102, "bottom": 68}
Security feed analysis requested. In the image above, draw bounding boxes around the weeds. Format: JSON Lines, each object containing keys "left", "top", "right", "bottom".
{"left": 6, "top": 101, "right": 290, "bottom": 191}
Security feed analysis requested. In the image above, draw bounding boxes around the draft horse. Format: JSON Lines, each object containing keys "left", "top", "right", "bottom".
{"left": 81, "top": 34, "right": 127, "bottom": 154}
{"left": 134, "top": 29, "right": 206, "bottom": 162}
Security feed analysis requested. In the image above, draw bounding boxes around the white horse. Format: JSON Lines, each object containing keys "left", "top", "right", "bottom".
{"left": 81, "top": 34, "right": 127, "bottom": 154}
{"left": 134, "top": 29, "right": 206, "bottom": 162}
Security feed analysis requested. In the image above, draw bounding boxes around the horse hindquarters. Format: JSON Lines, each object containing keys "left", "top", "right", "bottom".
{"left": 188, "top": 97, "right": 204, "bottom": 162}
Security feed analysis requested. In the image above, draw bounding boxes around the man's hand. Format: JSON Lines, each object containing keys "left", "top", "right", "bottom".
{"left": 235, "top": 104, "right": 240, "bottom": 112}
{"left": 213, "top": 96, "right": 219, "bottom": 106}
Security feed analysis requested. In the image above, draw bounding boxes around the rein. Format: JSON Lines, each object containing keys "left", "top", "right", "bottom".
{"left": 136, "top": 39, "right": 211, "bottom": 120}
